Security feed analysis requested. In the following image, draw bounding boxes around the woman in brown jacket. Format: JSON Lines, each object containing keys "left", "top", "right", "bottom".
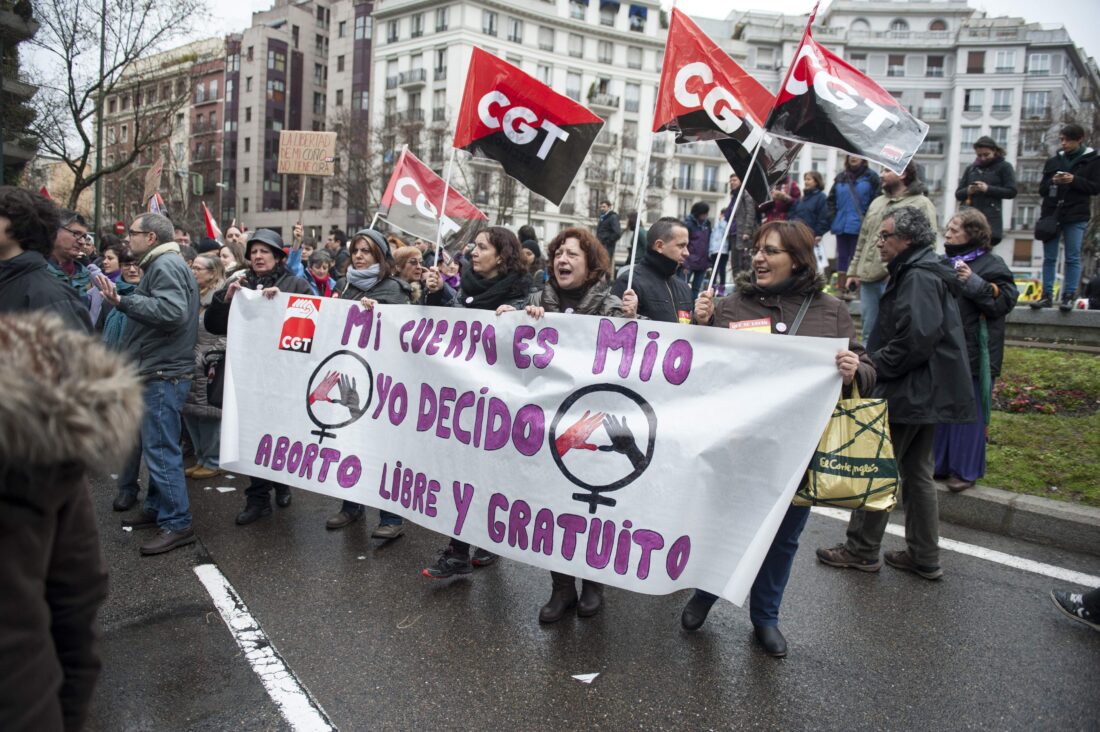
{"left": 686, "top": 220, "right": 876, "bottom": 658}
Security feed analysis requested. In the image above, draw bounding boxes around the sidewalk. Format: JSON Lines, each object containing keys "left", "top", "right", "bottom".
{"left": 935, "top": 480, "right": 1100, "bottom": 558}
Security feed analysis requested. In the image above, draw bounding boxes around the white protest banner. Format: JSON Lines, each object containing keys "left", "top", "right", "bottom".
{"left": 276, "top": 131, "right": 338, "bottom": 176}
{"left": 221, "top": 291, "right": 843, "bottom": 603}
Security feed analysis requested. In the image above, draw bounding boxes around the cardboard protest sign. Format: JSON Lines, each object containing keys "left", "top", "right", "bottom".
{"left": 277, "top": 131, "right": 338, "bottom": 176}
{"left": 220, "top": 291, "right": 842, "bottom": 603}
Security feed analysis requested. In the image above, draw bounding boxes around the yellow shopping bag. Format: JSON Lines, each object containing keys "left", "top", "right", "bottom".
{"left": 794, "top": 382, "right": 898, "bottom": 511}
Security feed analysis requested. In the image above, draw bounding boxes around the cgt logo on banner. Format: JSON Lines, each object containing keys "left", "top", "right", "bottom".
{"left": 220, "top": 290, "right": 843, "bottom": 603}
{"left": 279, "top": 296, "right": 322, "bottom": 354}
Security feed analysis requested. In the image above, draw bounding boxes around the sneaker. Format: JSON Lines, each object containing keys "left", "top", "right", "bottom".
{"left": 884, "top": 549, "right": 943, "bottom": 580}
{"left": 372, "top": 523, "right": 404, "bottom": 540}
{"left": 1059, "top": 293, "right": 1076, "bottom": 313}
{"left": 1030, "top": 296, "right": 1052, "bottom": 310}
{"left": 471, "top": 547, "right": 497, "bottom": 567}
{"left": 189, "top": 466, "right": 222, "bottom": 480}
{"left": 1049, "top": 590, "right": 1100, "bottom": 631}
{"left": 815, "top": 544, "right": 882, "bottom": 572}
{"left": 422, "top": 547, "right": 472, "bottom": 579}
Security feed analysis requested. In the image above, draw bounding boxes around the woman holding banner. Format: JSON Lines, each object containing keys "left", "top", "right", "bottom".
{"left": 325, "top": 229, "right": 412, "bottom": 537}
{"left": 689, "top": 220, "right": 875, "bottom": 658}
{"left": 420, "top": 226, "right": 533, "bottom": 578}
{"left": 497, "top": 227, "right": 639, "bottom": 622}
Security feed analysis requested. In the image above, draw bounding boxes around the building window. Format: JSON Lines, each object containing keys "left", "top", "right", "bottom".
{"left": 568, "top": 34, "right": 583, "bottom": 58}
{"left": 242, "top": 198, "right": 249, "bottom": 213}
{"left": 225, "top": 79, "right": 234, "bottom": 103}
{"left": 314, "top": 63, "right": 324, "bottom": 84}
{"left": 120, "top": 124, "right": 128, "bottom": 143}
{"left": 227, "top": 53, "right": 240, "bottom": 72}
{"left": 245, "top": 107, "right": 252, "bottom": 122}
{"left": 354, "top": 15, "right": 367, "bottom": 39}
{"left": 338, "top": 20, "right": 346, "bottom": 38}
{"left": 992, "top": 89, "right": 1013, "bottom": 113}
{"left": 566, "top": 72, "right": 581, "bottom": 102}
{"left": 598, "top": 41, "right": 613, "bottom": 64}
{"left": 990, "top": 126, "right": 1009, "bottom": 147}
{"left": 195, "top": 83, "right": 205, "bottom": 104}
{"left": 538, "top": 26, "right": 554, "bottom": 51}
{"left": 244, "top": 137, "right": 251, "bottom": 152}
{"left": 268, "top": 49, "right": 286, "bottom": 72}
{"left": 926, "top": 55, "right": 944, "bottom": 77}
{"left": 1027, "top": 53, "right": 1051, "bottom": 75}
{"left": 889, "top": 18, "right": 909, "bottom": 33}
{"left": 887, "top": 54, "right": 905, "bottom": 77}
{"left": 246, "top": 77, "right": 253, "bottom": 92}
{"left": 246, "top": 46, "right": 254, "bottom": 61}
{"left": 994, "top": 50, "right": 1015, "bottom": 73}
{"left": 337, "top": 55, "right": 345, "bottom": 73}
{"left": 963, "top": 89, "right": 984, "bottom": 112}
{"left": 435, "top": 7, "right": 448, "bottom": 32}
{"left": 966, "top": 51, "right": 984, "bottom": 74}
{"left": 600, "top": 4, "right": 616, "bottom": 26}
{"left": 108, "top": 97, "right": 117, "bottom": 114}
{"left": 847, "top": 53, "right": 867, "bottom": 73}
{"left": 267, "top": 79, "right": 285, "bottom": 103}
{"left": 507, "top": 17, "right": 523, "bottom": 43}
{"left": 537, "top": 64, "right": 551, "bottom": 85}
{"left": 929, "top": 19, "right": 947, "bottom": 31}
{"left": 569, "top": 1, "right": 586, "bottom": 20}
{"left": 335, "top": 89, "right": 344, "bottom": 106}
{"left": 960, "top": 126, "right": 979, "bottom": 151}
{"left": 677, "top": 162, "right": 695, "bottom": 190}
{"left": 243, "top": 167, "right": 250, "bottom": 183}
{"left": 313, "top": 92, "right": 326, "bottom": 115}
{"left": 1023, "top": 90, "right": 1050, "bottom": 117}
{"left": 107, "top": 126, "right": 116, "bottom": 144}
{"left": 624, "top": 82, "right": 640, "bottom": 113}
{"left": 387, "top": 20, "right": 398, "bottom": 42}
{"left": 627, "top": 46, "right": 643, "bottom": 70}
{"left": 411, "top": 13, "right": 423, "bottom": 38}
{"left": 482, "top": 10, "right": 497, "bottom": 37}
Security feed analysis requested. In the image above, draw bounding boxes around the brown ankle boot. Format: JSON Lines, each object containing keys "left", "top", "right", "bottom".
{"left": 539, "top": 572, "right": 578, "bottom": 623}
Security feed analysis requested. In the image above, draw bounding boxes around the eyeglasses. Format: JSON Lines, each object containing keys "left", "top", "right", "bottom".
{"left": 120, "top": 262, "right": 141, "bottom": 269}
{"left": 877, "top": 231, "right": 900, "bottom": 241}
{"left": 751, "top": 246, "right": 788, "bottom": 257}
{"left": 62, "top": 226, "right": 90, "bottom": 242}
{"left": 408, "top": 260, "right": 424, "bottom": 267}
{"left": 128, "top": 229, "right": 153, "bottom": 237}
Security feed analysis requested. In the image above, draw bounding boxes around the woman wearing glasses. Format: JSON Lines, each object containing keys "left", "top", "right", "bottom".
{"left": 688, "top": 220, "right": 875, "bottom": 658}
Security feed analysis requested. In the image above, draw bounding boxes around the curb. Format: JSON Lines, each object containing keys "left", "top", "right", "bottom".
{"left": 935, "top": 481, "right": 1100, "bottom": 558}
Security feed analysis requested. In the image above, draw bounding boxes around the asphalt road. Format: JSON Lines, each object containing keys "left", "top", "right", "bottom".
{"left": 84, "top": 469, "right": 1100, "bottom": 731}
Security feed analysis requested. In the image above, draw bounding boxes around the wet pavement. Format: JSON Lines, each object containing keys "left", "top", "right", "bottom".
{"left": 85, "top": 470, "right": 1100, "bottom": 731}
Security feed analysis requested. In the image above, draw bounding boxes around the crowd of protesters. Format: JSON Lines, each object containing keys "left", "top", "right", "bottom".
{"left": 2, "top": 134, "right": 1099, "bottom": 726}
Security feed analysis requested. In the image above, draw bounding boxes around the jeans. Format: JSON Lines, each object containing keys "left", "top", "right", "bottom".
{"left": 709, "top": 252, "right": 730, "bottom": 292}
{"left": 140, "top": 378, "right": 192, "bottom": 532}
{"left": 117, "top": 440, "right": 143, "bottom": 499}
{"left": 183, "top": 414, "right": 221, "bottom": 469}
{"left": 859, "top": 279, "right": 887, "bottom": 346}
{"left": 845, "top": 422, "right": 940, "bottom": 568}
{"left": 339, "top": 500, "right": 402, "bottom": 526}
{"left": 687, "top": 269, "right": 708, "bottom": 301}
{"left": 1042, "top": 220, "right": 1086, "bottom": 298}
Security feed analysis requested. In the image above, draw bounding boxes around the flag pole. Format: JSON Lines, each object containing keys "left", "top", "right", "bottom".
{"left": 369, "top": 212, "right": 380, "bottom": 230}
{"left": 624, "top": 139, "right": 656, "bottom": 293}
{"left": 706, "top": 140, "right": 763, "bottom": 293}
{"left": 434, "top": 146, "right": 458, "bottom": 262}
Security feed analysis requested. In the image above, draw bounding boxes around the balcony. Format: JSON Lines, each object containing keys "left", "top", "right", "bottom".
{"left": 621, "top": 172, "right": 636, "bottom": 186}
{"left": 585, "top": 166, "right": 611, "bottom": 182}
{"left": 530, "top": 198, "right": 545, "bottom": 213}
{"left": 992, "top": 104, "right": 1012, "bottom": 114}
{"left": 432, "top": 107, "right": 446, "bottom": 122}
{"left": 386, "top": 108, "right": 425, "bottom": 126}
{"left": 593, "top": 131, "right": 619, "bottom": 148}
{"left": 587, "top": 92, "right": 620, "bottom": 112}
{"left": 919, "top": 107, "right": 948, "bottom": 121}
{"left": 434, "top": 67, "right": 447, "bottom": 81}
{"left": 399, "top": 69, "right": 426, "bottom": 88}
{"left": 539, "top": 41, "right": 554, "bottom": 51}
{"left": 1022, "top": 106, "right": 1052, "bottom": 122}
{"left": 385, "top": 75, "right": 399, "bottom": 90}
{"left": 701, "top": 179, "right": 720, "bottom": 193}
{"left": 918, "top": 140, "right": 944, "bottom": 155}
{"left": 673, "top": 177, "right": 696, "bottom": 191}
{"left": 846, "top": 29, "right": 954, "bottom": 47}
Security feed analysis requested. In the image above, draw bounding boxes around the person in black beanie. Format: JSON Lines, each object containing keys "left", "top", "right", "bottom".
{"left": 611, "top": 216, "right": 692, "bottom": 323}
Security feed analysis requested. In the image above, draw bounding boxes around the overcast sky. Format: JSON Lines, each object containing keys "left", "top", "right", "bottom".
{"left": 207, "top": 1, "right": 1098, "bottom": 60}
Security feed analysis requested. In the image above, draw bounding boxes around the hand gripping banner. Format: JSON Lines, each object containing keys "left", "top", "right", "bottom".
{"left": 379, "top": 147, "right": 487, "bottom": 243}
{"left": 453, "top": 47, "right": 605, "bottom": 206}
{"left": 220, "top": 290, "right": 844, "bottom": 603}
{"left": 766, "top": 3, "right": 928, "bottom": 173}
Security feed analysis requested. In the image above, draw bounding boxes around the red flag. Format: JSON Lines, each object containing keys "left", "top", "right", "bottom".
{"left": 653, "top": 8, "right": 774, "bottom": 148}
{"left": 454, "top": 47, "right": 604, "bottom": 206}
{"left": 767, "top": 3, "right": 927, "bottom": 173}
{"left": 201, "top": 201, "right": 223, "bottom": 241}
{"left": 379, "top": 147, "right": 487, "bottom": 242}
{"left": 38, "top": 186, "right": 52, "bottom": 200}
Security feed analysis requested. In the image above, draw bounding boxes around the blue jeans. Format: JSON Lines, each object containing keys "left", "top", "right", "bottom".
{"left": 859, "top": 279, "right": 887, "bottom": 347}
{"left": 687, "top": 269, "right": 708, "bottom": 301}
{"left": 340, "top": 500, "right": 402, "bottom": 526}
{"left": 689, "top": 503, "right": 813, "bottom": 627}
{"left": 118, "top": 440, "right": 143, "bottom": 499}
{"left": 183, "top": 414, "right": 221, "bottom": 469}
{"left": 1042, "top": 220, "right": 1086, "bottom": 298}
{"left": 140, "top": 378, "right": 192, "bottom": 531}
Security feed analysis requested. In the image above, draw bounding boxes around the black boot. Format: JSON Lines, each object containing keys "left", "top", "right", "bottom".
{"left": 275, "top": 485, "right": 292, "bottom": 508}
{"left": 681, "top": 591, "right": 718, "bottom": 631}
{"left": 577, "top": 580, "right": 604, "bottom": 618}
{"left": 754, "top": 625, "right": 788, "bottom": 657}
{"left": 236, "top": 501, "right": 272, "bottom": 525}
{"left": 1059, "top": 291, "right": 1077, "bottom": 312}
{"left": 539, "top": 572, "right": 578, "bottom": 623}
{"left": 1030, "top": 295, "right": 1053, "bottom": 310}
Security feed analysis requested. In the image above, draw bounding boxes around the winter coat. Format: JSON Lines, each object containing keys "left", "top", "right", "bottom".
{"left": 708, "top": 273, "right": 876, "bottom": 396}
{"left": 869, "top": 245, "right": 975, "bottom": 424}
{"left": 204, "top": 266, "right": 313, "bottom": 336}
{"left": 945, "top": 248, "right": 1018, "bottom": 379}
{"left": 954, "top": 157, "right": 1018, "bottom": 241}
{"left": 183, "top": 289, "right": 227, "bottom": 420}
{"left": 828, "top": 167, "right": 880, "bottom": 236}
{"left": 611, "top": 249, "right": 694, "bottom": 324}
{"left": 114, "top": 246, "right": 199, "bottom": 379}
{"left": 759, "top": 178, "right": 801, "bottom": 223}
{"left": 302, "top": 271, "right": 338, "bottom": 297}
{"left": 849, "top": 183, "right": 938, "bottom": 284}
{"left": 0, "top": 251, "right": 92, "bottom": 332}
{"left": 424, "top": 266, "right": 532, "bottom": 312}
{"left": 528, "top": 278, "right": 624, "bottom": 317}
{"left": 1038, "top": 146, "right": 1100, "bottom": 224}
{"left": 683, "top": 215, "right": 712, "bottom": 271}
{"left": 596, "top": 210, "right": 622, "bottom": 251}
{"left": 45, "top": 257, "right": 92, "bottom": 294}
{"left": 790, "top": 188, "right": 830, "bottom": 236}
{"left": 723, "top": 189, "right": 759, "bottom": 249}
{"left": 336, "top": 274, "right": 413, "bottom": 305}
{"left": 0, "top": 311, "right": 141, "bottom": 732}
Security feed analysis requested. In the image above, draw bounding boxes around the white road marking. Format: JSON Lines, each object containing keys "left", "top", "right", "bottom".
{"left": 812, "top": 507, "right": 1100, "bottom": 586}
{"left": 194, "top": 564, "right": 336, "bottom": 731}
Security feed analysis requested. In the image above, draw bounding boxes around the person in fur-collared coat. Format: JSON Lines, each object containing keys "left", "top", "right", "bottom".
{"left": 0, "top": 312, "right": 143, "bottom": 732}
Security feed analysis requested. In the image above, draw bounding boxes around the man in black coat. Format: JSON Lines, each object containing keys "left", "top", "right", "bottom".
{"left": 817, "top": 206, "right": 974, "bottom": 581}
{"left": 205, "top": 229, "right": 313, "bottom": 526}
{"left": 1032, "top": 123, "right": 1100, "bottom": 310}
{"left": 0, "top": 186, "right": 91, "bottom": 332}
{"left": 596, "top": 200, "right": 622, "bottom": 272}
{"left": 611, "top": 217, "right": 693, "bottom": 323}
{"left": 955, "top": 135, "right": 1017, "bottom": 245}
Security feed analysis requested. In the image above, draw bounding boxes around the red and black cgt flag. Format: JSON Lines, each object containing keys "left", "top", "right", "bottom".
{"left": 716, "top": 135, "right": 802, "bottom": 211}
{"left": 767, "top": 3, "right": 928, "bottom": 173}
{"left": 454, "top": 47, "right": 604, "bottom": 206}
{"left": 379, "top": 147, "right": 487, "bottom": 243}
{"left": 653, "top": 8, "right": 774, "bottom": 148}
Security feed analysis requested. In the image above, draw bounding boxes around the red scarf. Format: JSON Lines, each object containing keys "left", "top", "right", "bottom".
{"left": 310, "top": 272, "right": 332, "bottom": 297}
